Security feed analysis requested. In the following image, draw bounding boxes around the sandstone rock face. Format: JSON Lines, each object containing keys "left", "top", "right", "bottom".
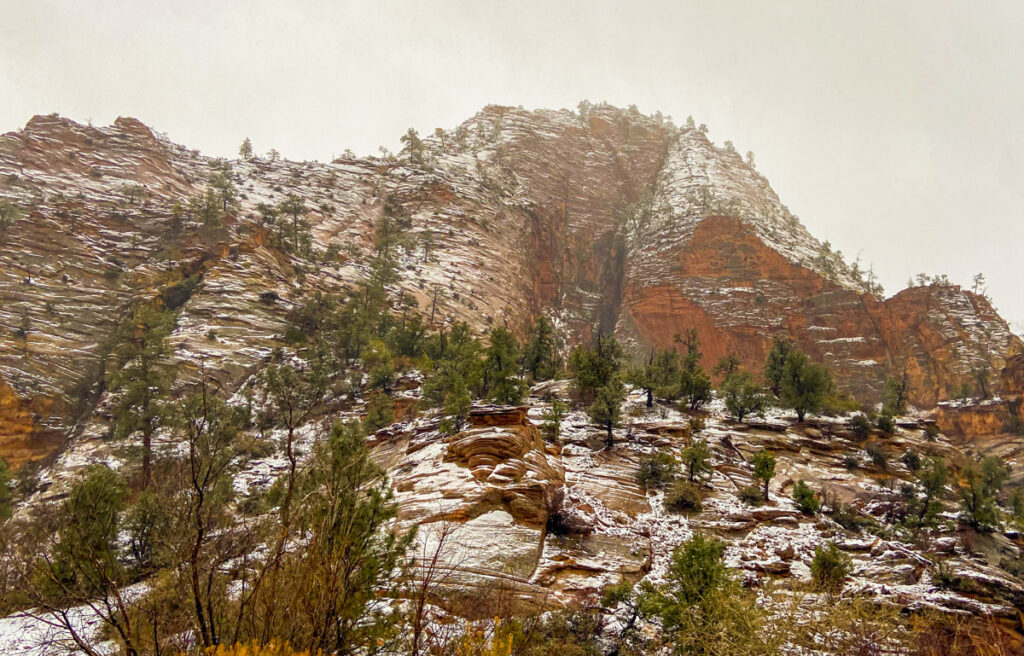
{"left": 1, "top": 106, "right": 1020, "bottom": 465}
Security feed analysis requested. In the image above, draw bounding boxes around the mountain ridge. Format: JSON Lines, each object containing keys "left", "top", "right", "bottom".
{"left": 0, "top": 104, "right": 1020, "bottom": 466}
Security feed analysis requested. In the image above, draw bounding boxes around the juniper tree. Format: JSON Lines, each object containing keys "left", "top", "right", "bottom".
{"left": 956, "top": 455, "right": 1010, "bottom": 529}
{"left": 910, "top": 456, "right": 949, "bottom": 527}
{"left": 638, "top": 534, "right": 771, "bottom": 655}
{"left": 275, "top": 420, "right": 414, "bottom": 654}
{"left": 720, "top": 370, "right": 768, "bottom": 422}
{"left": 779, "top": 350, "right": 831, "bottom": 422}
{"left": 674, "top": 329, "right": 712, "bottom": 411}
{"left": 628, "top": 348, "right": 681, "bottom": 407}
{"left": 24, "top": 466, "right": 142, "bottom": 656}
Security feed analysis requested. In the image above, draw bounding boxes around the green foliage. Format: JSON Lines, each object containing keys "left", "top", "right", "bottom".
{"left": 876, "top": 414, "right": 895, "bottom": 434}
{"left": 363, "top": 391, "right": 395, "bottom": 433}
{"left": 0, "top": 199, "right": 23, "bottom": 230}
{"left": 720, "top": 370, "right": 767, "bottom": 422}
{"left": 908, "top": 456, "right": 949, "bottom": 527}
{"left": 778, "top": 350, "right": 832, "bottom": 422}
{"left": 628, "top": 348, "right": 682, "bottom": 407}
{"left": 793, "top": 479, "right": 820, "bottom": 515}
{"left": 569, "top": 333, "right": 623, "bottom": 407}
{"left": 107, "top": 302, "right": 177, "bottom": 487}
{"left": 482, "top": 326, "right": 527, "bottom": 404}
{"left": 638, "top": 534, "right": 772, "bottom": 655}
{"left": 664, "top": 480, "right": 704, "bottom": 513}
{"left": 811, "top": 541, "right": 852, "bottom": 594}
{"left": 589, "top": 379, "right": 625, "bottom": 443}
{"left": 752, "top": 450, "right": 776, "bottom": 501}
{"left": 676, "top": 329, "right": 712, "bottom": 412}
{"left": 849, "top": 413, "right": 872, "bottom": 438}
{"left": 680, "top": 437, "right": 713, "bottom": 483}
{"left": 900, "top": 449, "right": 921, "bottom": 472}
{"left": 882, "top": 372, "right": 910, "bottom": 416}
{"left": 679, "top": 367, "right": 713, "bottom": 412}
{"left": 283, "top": 420, "right": 414, "bottom": 654}
{"left": 843, "top": 455, "right": 860, "bottom": 470}
{"left": 712, "top": 354, "right": 740, "bottom": 380}
{"left": 521, "top": 316, "right": 562, "bottom": 382}
{"left": 738, "top": 484, "right": 764, "bottom": 506}
{"left": 762, "top": 336, "right": 793, "bottom": 397}
{"left": 541, "top": 398, "right": 568, "bottom": 440}
{"left": 239, "top": 137, "right": 253, "bottom": 159}
{"left": 637, "top": 452, "right": 679, "bottom": 490}
{"left": 277, "top": 194, "right": 311, "bottom": 256}
{"left": 37, "top": 466, "right": 130, "bottom": 603}
{"left": 441, "top": 374, "right": 471, "bottom": 433}
{"left": 956, "top": 455, "right": 1010, "bottom": 529}
{"left": 865, "top": 443, "right": 888, "bottom": 470}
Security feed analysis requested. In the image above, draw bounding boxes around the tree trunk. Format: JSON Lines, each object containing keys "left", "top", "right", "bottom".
{"left": 646, "top": 387, "right": 653, "bottom": 407}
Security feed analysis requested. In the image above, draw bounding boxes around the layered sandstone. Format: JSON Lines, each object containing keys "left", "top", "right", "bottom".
{"left": 1, "top": 106, "right": 1020, "bottom": 466}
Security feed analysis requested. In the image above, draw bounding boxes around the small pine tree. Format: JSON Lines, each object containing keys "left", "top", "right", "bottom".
{"left": 811, "top": 542, "right": 852, "bottom": 594}
{"left": 680, "top": 437, "right": 713, "bottom": 483}
{"left": 762, "top": 336, "right": 793, "bottom": 397}
{"left": 752, "top": 450, "right": 776, "bottom": 501}
{"left": 521, "top": 316, "right": 562, "bottom": 382}
{"left": 590, "top": 380, "right": 624, "bottom": 446}
{"left": 793, "top": 479, "right": 820, "bottom": 515}
{"left": 482, "top": 326, "right": 527, "bottom": 405}
{"left": 541, "top": 398, "right": 567, "bottom": 440}
{"left": 239, "top": 137, "right": 254, "bottom": 159}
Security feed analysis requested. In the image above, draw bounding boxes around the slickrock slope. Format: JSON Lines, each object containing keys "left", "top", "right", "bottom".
{"left": 0, "top": 105, "right": 1020, "bottom": 463}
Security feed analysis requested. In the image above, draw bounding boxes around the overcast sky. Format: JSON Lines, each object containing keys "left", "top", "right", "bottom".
{"left": 2, "top": 0, "right": 1022, "bottom": 330}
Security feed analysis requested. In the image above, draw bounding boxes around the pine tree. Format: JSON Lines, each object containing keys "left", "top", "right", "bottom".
{"left": 680, "top": 437, "right": 712, "bottom": 483}
{"left": 590, "top": 379, "right": 624, "bottom": 446}
{"left": 482, "top": 326, "right": 527, "bottom": 404}
{"left": 108, "top": 302, "right": 177, "bottom": 489}
{"left": 521, "top": 316, "right": 562, "bottom": 382}
{"left": 762, "top": 336, "right": 793, "bottom": 397}
{"left": 568, "top": 333, "right": 623, "bottom": 407}
{"left": 239, "top": 137, "right": 253, "bottom": 159}
{"left": 752, "top": 451, "right": 776, "bottom": 501}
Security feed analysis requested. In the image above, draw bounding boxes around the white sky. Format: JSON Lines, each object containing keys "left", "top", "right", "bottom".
{"left": 2, "top": 0, "right": 1022, "bottom": 330}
